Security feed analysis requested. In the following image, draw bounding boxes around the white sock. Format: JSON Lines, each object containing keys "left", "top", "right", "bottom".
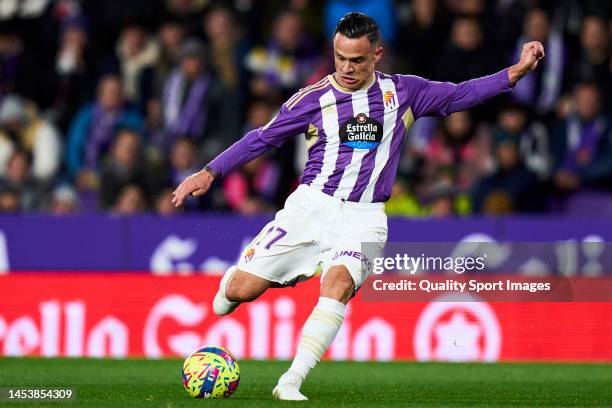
{"left": 287, "top": 297, "right": 346, "bottom": 382}
{"left": 213, "top": 266, "right": 238, "bottom": 316}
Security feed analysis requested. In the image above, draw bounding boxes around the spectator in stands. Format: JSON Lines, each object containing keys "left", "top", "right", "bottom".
{"left": 568, "top": 16, "right": 611, "bottom": 105}
{"left": 422, "top": 167, "right": 473, "bottom": 217}
{"left": 396, "top": 0, "right": 448, "bottom": 77}
{"left": 163, "top": 0, "right": 208, "bottom": 37}
{"left": 143, "top": 92, "right": 163, "bottom": 146}
{"left": 140, "top": 20, "right": 186, "bottom": 116}
{"left": 222, "top": 155, "right": 279, "bottom": 215}
{"left": 112, "top": 183, "right": 147, "bottom": 215}
{"left": 204, "top": 7, "right": 248, "bottom": 96}
{"left": 99, "top": 128, "right": 147, "bottom": 209}
{"left": 66, "top": 75, "right": 143, "bottom": 189}
{"left": 52, "top": 17, "right": 95, "bottom": 131}
{"left": 472, "top": 132, "right": 544, "bottom": 214}
{"left": 494, "top": 103, "right": 551, "bottom": 180}
{"left": 0, "top": 95, "right": 62, "bottom": 182}
{"left": 552, "top": 82, "right": 612, "bottom": 194}
{"left": 156, "top": 39, "right": 210, "bottom": 149}
{"left": 435, "top": 17, "right": 493, "bottom": 83}
{"left": 49, "top": 184, "right": 79, "bottom": 215}
{"left": 490, "top": 0, "right": 528, "bottom": 54}
{"left": 244, "top": 10, "right": 315, "bottom": 99}
{"left": 0, "top": 188, "right": 19, "bottom": 212}
{"left": 0, "top": 149, "right": 44, "bottom": 211}
{"left": 395, "top": 116, "right": 437, "bottom": 185}
{"left": 165, "top": 136, "right": 215, "bottom": 211}
{"left": 421, "top": 111, "right": 491, "bottom": 196}
{"left": 428, "top": 186, "right": 457, "bottom": 218}
{"left": 511, "top": 8, "right": 564, "bottom": 115}
{"left": 221, "top": 98, "right": 280, "bottom": 213}
{"left": 154, "top": 186, "right": 179, "bottom": 215}
{"left": 200, "top": 7, "right": 249, "bottom": 161}
{"left": 0, "top": 31, "right": 23, "bottom": 98}
{"left": 169, "top": 138, "right": 198, "bottom": 187}
{"left": 114, "top": 23, "right": 160, "bottom": 107}
{"left": 444, "top": 0, "right": 486, "bottom": 16}
{"left": 384, "top": 179, "right": 422, "bottom": 217}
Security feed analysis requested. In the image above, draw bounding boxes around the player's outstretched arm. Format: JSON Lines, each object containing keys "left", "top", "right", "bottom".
{"left": 171, "top": 98, "right": 311, "bottom": 207}
{"left": 409, "top": 41, "right": 545, "bottom": 118}
{"left": 507, "top": 41, "right": 546, "bottom": 85}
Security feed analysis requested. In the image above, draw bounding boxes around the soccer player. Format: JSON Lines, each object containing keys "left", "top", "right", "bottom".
{"left": 172, "top": 12, "right": 544, "bottom": 401}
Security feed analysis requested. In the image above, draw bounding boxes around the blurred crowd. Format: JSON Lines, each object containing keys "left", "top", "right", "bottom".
{"left": 0, "top": 0, "right": 611, "bottom": 217}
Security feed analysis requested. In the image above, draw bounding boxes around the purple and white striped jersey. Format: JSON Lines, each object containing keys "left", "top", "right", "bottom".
{"left": 209, "top": 69, "right": 514, "bottom": 203}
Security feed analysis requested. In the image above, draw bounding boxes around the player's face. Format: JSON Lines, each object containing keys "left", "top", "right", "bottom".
{"left": 333, "top": 33, "right": 382, "bottom": 91}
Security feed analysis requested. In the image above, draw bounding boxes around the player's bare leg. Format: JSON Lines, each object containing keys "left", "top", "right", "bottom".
{"left": 273, "top": 265, "right": 354, "bottom": 401}
{"left": 213, "top": 268, "right": 272, "bottom": 316}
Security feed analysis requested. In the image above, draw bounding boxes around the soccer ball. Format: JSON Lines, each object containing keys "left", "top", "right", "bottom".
{"left": 182, "top": 345, "right": 241, "bottom": 398}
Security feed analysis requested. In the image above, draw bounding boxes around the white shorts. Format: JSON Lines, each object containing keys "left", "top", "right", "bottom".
{"left": 237, "top": 184, "right": 388, "bottom": 289}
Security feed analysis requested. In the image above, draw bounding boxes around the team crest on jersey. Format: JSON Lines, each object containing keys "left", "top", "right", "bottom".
{"left": 383, "top": 90, "right": 397, "bottom": 110}
{"left": 244, "top": 247, "right": 255, "bottom": 262}
{"left": 339, "top": 113, "right": 383, "bottom": 149}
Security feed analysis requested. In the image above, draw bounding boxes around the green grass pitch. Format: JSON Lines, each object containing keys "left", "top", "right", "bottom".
{"left": 0, "top": 358, "right": 611, "bottom": 407}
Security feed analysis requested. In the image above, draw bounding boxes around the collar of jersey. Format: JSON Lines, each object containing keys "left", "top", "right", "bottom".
{"left": 328, "top": 72, "right": 377, "bottom": 93}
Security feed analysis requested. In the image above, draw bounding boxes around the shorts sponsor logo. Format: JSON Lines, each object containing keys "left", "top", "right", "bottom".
{"left": 332, "top": 250, "right": 362, "bottom": 261}
{"left": 339, "top": 113, "right": 383, "bottom": 149}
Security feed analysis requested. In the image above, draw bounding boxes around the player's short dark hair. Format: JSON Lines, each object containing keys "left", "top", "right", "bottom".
{"left": 334, "top": 12, "right": 380, "bottom": 45}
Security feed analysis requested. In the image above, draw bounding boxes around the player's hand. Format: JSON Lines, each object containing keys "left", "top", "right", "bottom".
{"left": 508, "top": 41, "right": 545, "bottom": 84}
{"left": 519, "top": 41, "right": 545, "bottom": 71}
{"left": 171, "top": 168, "right": 215, "bottom": 207}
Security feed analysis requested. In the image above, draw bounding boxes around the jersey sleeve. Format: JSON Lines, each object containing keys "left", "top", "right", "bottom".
{"left": 401, "top": 68, "right": 515, "bottom": 118}
{"left": 207, "top": 99, "right": 311, "bottom": 177}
